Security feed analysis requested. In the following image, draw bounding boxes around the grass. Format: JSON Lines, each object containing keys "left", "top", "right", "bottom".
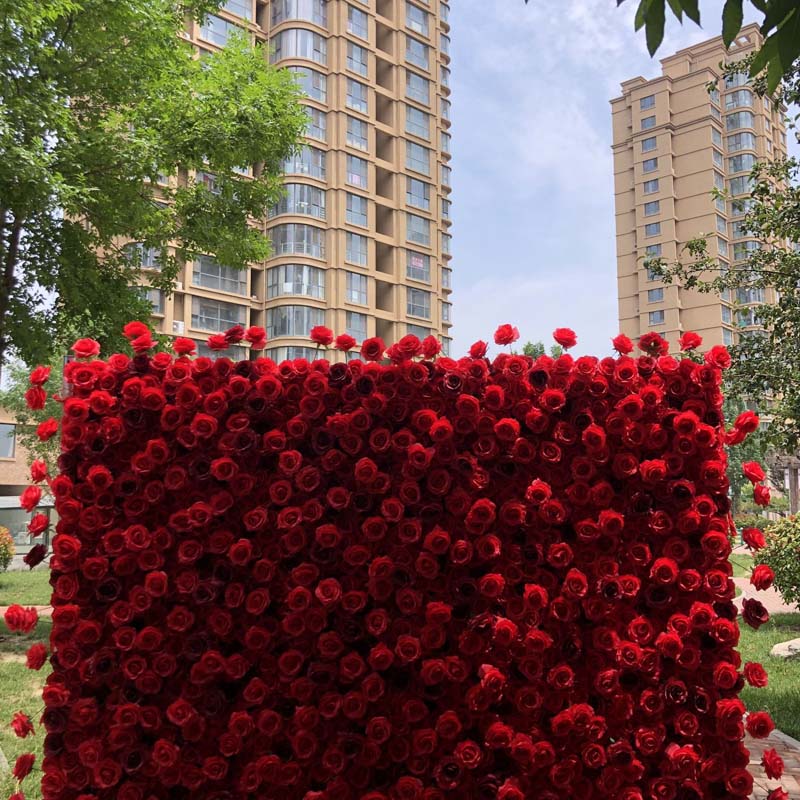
{"left": 0, "top": 618, "right": 51, "bottom": 800}
{"left": 0, "top": 570, "right": 52, "bottom": 607}
{"left": 730, "top": 553, "right": 754, "bottom": 578}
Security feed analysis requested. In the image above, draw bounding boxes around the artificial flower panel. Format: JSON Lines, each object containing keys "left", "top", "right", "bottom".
{"left": 41, "top": 339, "right": 759, "bottom": 800}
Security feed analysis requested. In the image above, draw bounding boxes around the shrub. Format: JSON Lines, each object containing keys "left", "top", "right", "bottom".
{"left": 759, "top": 516, "right": 800, "bottom": 606}
{"left": 0, "top": 525, "right": 15, "bottom": 572}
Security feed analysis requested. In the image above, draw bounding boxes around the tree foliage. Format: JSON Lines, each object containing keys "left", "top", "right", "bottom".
{"left": 759, "top": 515, "right": 800, "bottom": 605}
{"left": 521, "top": 341, "right": 564, "bottom": 358}
{"left": 0, "top": 0, "right": 307, "bottom": 367}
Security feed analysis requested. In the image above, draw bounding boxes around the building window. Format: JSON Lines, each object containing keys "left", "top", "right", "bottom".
{"left": 728, "top": 153, "right": 757, "bottom": 173}
{"left": 407, "top": 323, "right": 429, "bottom": 339}
{"left": 124, "top": 242, "right": 161, "bottom": 270}
{"left": 647, "top": 288, "right": 663, "bottom": 303}
{"left": 0, "top": 423, "right": 16, "bottom": 459}
{"left": 712, "top": 127, "right": 723, "bottom": 146}
{"left": 728, "top": 132, "right": 756, "bottom": 152}
{"left": 192, "top": 296, "right": 247, "bottom": 332}
{"left": 440, "top": 164, "right": 452, "bottom": 186}
{"left": 640, "top": 94, "right": 655, "bottom": 110}
{"left": 642, "top": 157, "right": 658, "bottom": 173}
{"left": 346, "top": 41, "right": 369, "bottom": 76}
{"left": 270, "top": 29, "right": 327, "bottom": 65}
{"left": 440, "top": 33, "right": 450, "bottom": 56}
{"left": 441, "top": 266, "right": 452, "bottom": 289}
{"left": 223, "top": 0, "right": 253, "bottom": 19}
{"left": 641, "top": 136, "right": 657, "bottom": 152}
{"left": 726, "top": 111, "right": 755, "bottom": 131}
{"left": 267, "top": 264, "right": 325, "bottom": 299}
{"left": 645, "top": 243, "right": 662, "bottom": 258}
{"left": 407, "top": 250, "right": 430, "bottom": 282}
{"left": 440, "top": 130, "right": 451, "bottom": 153}
{"left": 346, "top": 232, "right": 368, "bottom": 265}
{"left": 441, "top": 336, "right": 451, "bottom": 356}
{"left": 441, "top": 197, "right": 451, "bottom": 219}
{"left": 271, "top": 0, "right": 327, "bottom": 27}
{"left": 347, "top": 116, "right": 369, "bottom": 150}
{"left": 271, "top": 223, "right": 325, "bottom": 258}
{"left": 714, "top": 171, "right": 725, "bottom": 190}
{"left": 713, "top": 149, "right": 723, "bottom": 167}
{"left": 716, "top": 214, "right": 727, "bottom": 234}
{"left": 406, "top": 106, "right": 430, "bottom": 139}
{"left": 442, "top": 301, "right": 452, "bottom": 322}
{"left": 407, "top": 213, "right": 430, "bottom": 246}
{"left": 734, "top": 241, "right": 760, "bottom": 262}
{"left": 709, "top": 86, "right": 720, "bottom": 106}
{"left": 346, "top": 271, "right": 368, "bottom": 304}
{"left": 711, "top": 105, "right": 721, "bottom": 121}
{"left": 440, "top": 97, "right": 451, "bottom": 121}
{"left": 347, "top": 4, "right": 369, "bottom": 38}
{"left": 731, "top": 198, "right": 755, "bottom": 216}
{"left": 440, "top": 64, "right": 450, "bottom": 88}
{"left": 289, "top": 66, "right": 327, "bottom": 102}
{"left": 731, "top": 220, "right": 748, "bottom": 238}
{"left": 407, "top": 287, "right": 431, "bottom": 319}
{"left": 199, "top": 14, "right": 243, "bottom": 47}
{"left": 406, "top": 36, "right": 429, "bottom": 69}
{"left": 283, "top": 145, "right": 326, "bottom": 179}
{"left": 648, "top": 310, "right": 665, "bottom": 326}
{"left": 346, "top": 192, "right": 368, "bottom": 226}
{"left": 644, "top": 200, "right": 659, "bottom": 216}
{"left": 644, "top": 222, "right": 661, "bottom": 237}
{"left": 440, "top": 1, "right": 450, "bottom": 22}
{"left": 139, "top": 287, "right": 164, "bottom": 315}
{"left": 266, "top": 305, "right": 325, "bottom": 338}
{"left": 346, "top": 154, "right": 369, "bottom": 188}
{"left": 725, "top": 89, "right": 753, "bottom": 109}
{"left": 716, "top": 196, "right": 726, "bottom": 213}
{"left": 267, "top": 345, "right": 320, "bottom": 362}
{"left": 737, "top": 286, "right": 765, "bottom": 305}
{"left": 303, "top": 106, "right": 326, "bottom": 141}
{"left": 193, "top": 255, "right": 248, "bottom": 295}
{"left": 722, "top": 305, "right": 732, "bottom": 323}
{"left": 406, "top": 71, "right": 430, "bottom": 105}
{"left": 643, "top": 179, "right": 659, "bottom": 195}
{"left": 406, "top": 141, "right": 430, "bottom": 175}
{"left": 725, "top": 71, "right": 749, "bottom": 89}
{"left": 346, "top": 311, "right": 368, "bottom": 341}
{"left": 407, "top": 177, "right": 431, "bottom": 210}
{"left": 346, "top": 79, "right": 368, "bottom": 113}
{"left": 406, "top": 2, "right": 429, "bottom": 35}
{"left": 641, "top": 115, "right": 656, "bottom": 130}
{"left": 441, "top": 232, "right": 451, "bottom": 255}
{"left": 723, "top": 328, "right": 735, "bottom": 346}
{"left": 728, "top": 175, "right": 753, "bottom": 196}
{"left": 718, "top": 237, "right": 728, "bottom": 256}
{"left": 270, "top": 183, "right": 326, "bottom": 220}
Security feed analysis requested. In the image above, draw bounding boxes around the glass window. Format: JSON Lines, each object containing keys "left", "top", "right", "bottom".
{"left": 648, "top": 310, "right": 665, "bottom": 326}
{"left": 347, "top": 116, "right": 369, "bottom": 150}
{"left": 441, "top": 232, "right": 451, "bottom": 256}
{"left": 440, "top": 33, "right": 450, "bottom": 55}
{"left": 407, "top": 250, "right": 430, "bottom": 282}
{"left": 304, "top": 106, "right": 326, "bottom": 141}
{"left": 728, "top": 175, "right": 753, "bottom": 196}
{"left": 440, "top": 130, "right": 451, "bottom": 153}
{"left": 716, "top": 195, "right": 726, "bottom": 213}
{"left": 406, "top": 141, "right": 430, "bottom": 175}
{"left": 725, "top": 89, "right": 753, "bottom": 109}
{"left": 289, "top": 66, "right": 327, "bottom": 102}
{"left": 725, "top": 71, "right": 749, "bottom": 89}
{"left": 139, "top": 287, "right": 164, "bottom": 315}
{"left": 406, "top": 36, "right": 429, "bottom": 69}
{"left": 271, "top": 223, "right": 325, "bottom": 258}
{"left": 716, "top": 214, "right": 727, "bottom": 233}
{"left": 640, "top": 95, "right": 655, "bottom": 110}
{"left": 718, "top": 237, "right": 728, "bottom": 256}
{"left": 192, "top": 296, "right": 247, "bottom": 332}
{"left": 346, "top": 192, "right": 368, "bottom": 226}
{"left": 442, "top": 301, "right": 452, "bottom": 322}
{"left": 199, "top": 14, "right": 243, "bottom": 46}
{"left": 644, "top": 200, "right": 659, "bottom": 216}
{"left": 267, "top": 264, "right": 325, "bottom": 299}
{"left": 270, "top": 29, "right": 327, "bottom": 65}
{"left": 711, "top": 106, "right": 721, "bottom": 121}
{"left": 441, "top": 197, "right": 451, "bottom": 219}
{"left": 441, "top": 267, "right": 452, "bottom": 289}
{"left": 347, "top": 5, "right": 369, "bottom": 39}
{"left": 346, "top": 78, "right": 368, "bottom": 113}
{"left": 645, "top": 243, "right": 662, "bottom": 257}
{"left": 406, "top": 106, "right": 430, "bottom": 139}
{"left": 440, "top": 97, "right": 451, "bottom": 121}
{"left": 723, "top": 328, "right": 735, "bottom": 346}
{"left": 196, "top": 169, "right": 221, "bottom": 195}
{"left": 346, "top": 271, "right": 368, "bottom": 304}
{"left": 641, "top": 115, "right": 656, "bottom": 130}
{"left": 440, "top": 163, "right": 452, "bottom": 187}
{"left": 407, "top": 287, "right": 431, "bottom": 318}
{"left": 0, "top": 423, "right": 16, "bottom": 459}
{"left": 440, "top": 64, "right": 450, "bottom": 89}
{"left": 346, "top": 154, "right": 369, "bottom": 188}
{"left": 643, "top": 178, "right": 659, "bottom": 194}
{"left": 270, "top": 183, "right": 326, "bottom": 220}
{"left": 347, "top": 41, "right": 369, "bottom": 76}
{"left": 407, "top": 323, "right": 429, "bottom": 338}
{"left": 728, "top": 153, "right": 757, "bottom": 173}
{"left": 407, "top": 177, "right": 430, "bottom": 210}
{"left": 407, "top": 213, "right": 430, "bottom": 246}
{"left": 714, "top": 171, "right": 725, "bottom": 190}
{"left": 731, "top": 220, "right": 748, "bottom": 238}
{"left": 346, "top": 232, "right": 368, "bottom": 265}
{"left": 223, "top": 0, "right": 253, "bottom": 19}
{"left": 267, "top": 346, "right": 320, "bottom": 362}
{"left": 266, "top": 305, "right": 325, "bottom": 338}
{"left": 731, "top": 197, "right": 755, "bottom": 216}
{"left": 272, "top": 0, "right": 327, "bottom": 27}
{"left": 125, "top": 242, "right": 161, "bottom": 270}
{"left": 728, "top": 132, "right": 756, "bottom": 152}
{"left": 709, "top": 87, "right": 721, "bottom": 106}
{"left": 645, "top": 222, "right": 661, "bottom": 237}
{"left": 642, "top": 136, "right": 657, "bottom": 152}
{"left": 642, "top": 158, "right": 658, "bottom": 173}
{"left": 734, "top": 241, "right": 760, "bottom": 262}
{"left": 283, "top": 145, "right": 326, "bottom": 179}
{"left": 647, "top": 288, "right": 663, "bottom": 303}
{"left": 406, "top": 71, "right": 430, "bottom": 105}
{"left": 193, "top": 255, "right": 248, "bottom": 295}
{"left": 346, "top": 311, "right": 368, "bottom": 341}
{"left": 722, "top": 305, "right": 732, "bottom": 323}
{"left": 726, "top": 111, "right": 755, "bottom": 131}
{"left": 712, "top": 127, "right": 722, "bottom": 146}
{"left": 406, "top": 2, "right": 429, "bottom": 35}
{"left": 736, "top": 286, "right": 765, "bottom": 304}
{"left": 713, "top": 149, "right": 723, "bottom": 167}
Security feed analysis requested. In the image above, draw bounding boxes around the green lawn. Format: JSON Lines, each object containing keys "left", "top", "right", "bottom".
{"left": 730, "top": 553, "right": 754, "bottom": 578}
{"left": 0, "top": 569, "right": 52, "bottom": 607}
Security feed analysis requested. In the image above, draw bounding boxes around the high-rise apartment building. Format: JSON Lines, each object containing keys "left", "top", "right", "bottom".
{"left": 612, "top": 24, "right": 787, "bottom": 352}
{"left": 134, "top": 0, "right": 453, "bottom": 361}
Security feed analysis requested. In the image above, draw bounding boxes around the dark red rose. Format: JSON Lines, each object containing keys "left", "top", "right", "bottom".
{"left": 742, "top": 597, "right": 770, "bottom": 629}
{"left": 743, "top": 661, "right": 768, "bottom": 687}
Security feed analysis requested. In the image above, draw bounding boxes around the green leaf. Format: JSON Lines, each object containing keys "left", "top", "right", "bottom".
{"left": 761, "top": 0, "right": 798, "bottom": 33}
{"left": 775, "top": 9, "right": 800, "bottom": 83}
{"left": 645, "top": 0, "right": 667, "bottom": 54}
{"left": 749, "top": 32, "right": 778, "bottom": 76}
{"left": 722, "top": 0, "right": 744, "bottom": 47}
{"left": 635, "top": 0, "right": 653, "bottom": 32}
{"left": 667, "top": 0, "right": 683, "bottom": 20}
{"left": 678, "top": 0, "right": 701, "bottom": 24}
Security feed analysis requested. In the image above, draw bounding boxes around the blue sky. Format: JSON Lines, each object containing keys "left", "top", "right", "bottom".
{"left": 447, "top": 0, "right": 765, "bottom": 356}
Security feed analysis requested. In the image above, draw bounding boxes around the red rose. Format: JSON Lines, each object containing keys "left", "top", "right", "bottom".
{"left": 762, "top": 748, "right": 784, "bottom": 780}
{"left": 11, "top": 711, "right": 34, "bottom": 738}
{"left": 24, "top": 385, "right": 47, "bottom": 409}
{"left": 36, "top": 418, "right": 58, "bottom": 441}
{"left": 743, "top": 661, "right": 768, "bottom": 687}
{"left": 173, "top": 336, "right": 197, "bottom": 355}
{"left": 493, "top": 324, "right": 519, "bottom": 346}
{"left": 12, "top": 752, "right": 35, "bottom": 781}
{"left": 23, "top": 543, "right": 47, "bottom": 569}
{"left": 4, "top": 605, "right": 38, "bottom": 634}
{"left": 19, "top": 485, "right": 42, "bottom": 512}
{"left": 28, "top": 513, "right": 49, "bottom": 536}
{"left": 750, "top": 564, "right": 774, "bottom": 590}
{"left": 745, "top": 711, "right": 775, "bottom": 738}
{"left": 553, "top": 327, "right": 577, "bottom": 349}
{"left": 704, "top": 344, "right": 732, "bottom": 369}
{"left": 742, "top": 461, "right": 766, "bottom": 483}
{"left": 71, "top": 337, "right": 100, "bottom": 358}
{"left": 310, "top": 326, "right": 334, "bottom": 346}
{"left": 679, "top": 331, "right": 702, "bottom": 350}
{"left": 469, "top": 340, "right": 488, "bottom": 358}
{"left": 734, "top": 409, "right": 760, "bottom": 433}
{"left": 754, "top": 484, "right": 771, "bottom": 506}
{"left": 360, "top": 336, "right": 385, "bottom": 361}
{"left": 26, "top": 643, "right": 48, "bottom": 670}
{"left": 29, "top": 365, "right": 51, "bottom": 385}
{"left": 742, "top": 527, "right": 766, "bottom": 550}
{"left": 335, "top": 333, "right": 357, "bottom": 351}
{"left": 768, "top": 789, "right": 789, "bottom": 800}
{"left": 638, "top": 332, "right": 668, "bottom": 356}
{"left": 611, "top": 333, "right": 633, "bottom": 354}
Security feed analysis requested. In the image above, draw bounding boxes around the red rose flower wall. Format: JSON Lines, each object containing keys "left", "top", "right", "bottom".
{"left": 3, "top": 325, "right": 785, "bottom": 800}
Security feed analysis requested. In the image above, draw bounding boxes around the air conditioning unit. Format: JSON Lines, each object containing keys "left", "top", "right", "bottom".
{"left": 251, "top": 294, "right": 259, "bottom": 300}
{"left": 172, "top": 321, "right": 185, "bottom": 334}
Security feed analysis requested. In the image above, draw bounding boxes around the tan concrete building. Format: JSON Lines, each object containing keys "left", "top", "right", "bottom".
{"left": 612, "top": 24, "right": 788, "bottom": 352}
{"left": 134, "top": 0, "right": 453, "bottom": 361}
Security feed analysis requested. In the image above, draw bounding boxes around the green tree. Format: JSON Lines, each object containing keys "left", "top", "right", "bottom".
{"left": 524, "top": 1, "right": 800, "bottom": 92}
{"left": 521, "top": 341, "right": 564, "bottom": 358}
{"left": 0, "top": 0, "right": 307, "bottom": 369}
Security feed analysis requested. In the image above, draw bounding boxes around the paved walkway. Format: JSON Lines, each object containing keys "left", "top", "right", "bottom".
{"left": 747, "top": 729, "right": 800, "bottom": 798}
{"left": 734, "top": 577, "right": 799, "bottom": 615}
